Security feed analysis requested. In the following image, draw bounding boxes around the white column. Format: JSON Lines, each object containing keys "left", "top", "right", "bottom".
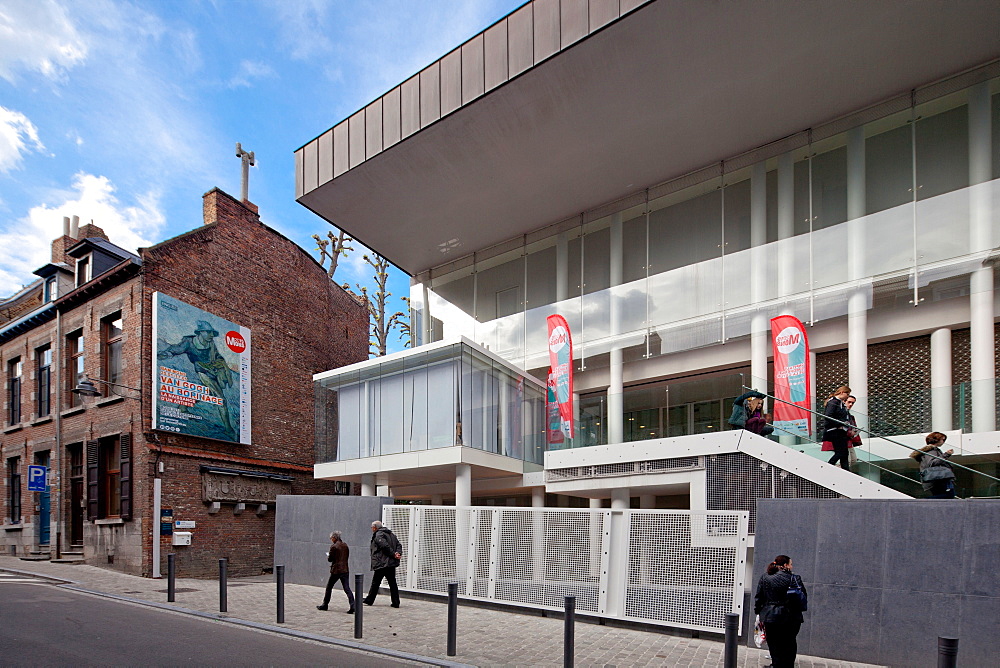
{"left": 531, "top": 487, "right": 545, "bottom": 508}
{"left": 556, "top": 231, "right": 569, "bottom": 302}
{"left": 930, "top": 328, "right": 953, "bottom": 432}
{"left": 639, "top": 494, "right": 655, "bottom": 510}
{"left": 610, "top": 487, "right": 630, "bottom": 510}
{"left": 608, "top": 214, "right": 624, "bottom": 445}
{"left": 455, "top": 464, "right": 472, "bottom": 507}
{"left": 589, "top": 498, "right": 603, "bottom": 510}
{"left": 750, "top": 161, "right": 769, "bottom": 391}
{"left": 968, "top": 82, "right": 995, "bottom": 434}
{"left": 152, "top": 477, "right": 162, "bottom": 578}
{"left": 778, "top": 152, "right": 795, "bottom": 298}
{"left": 361, "top": 474, "right": 376, "bottom": 497}
{"left": 847, "top": 126, "right": 869, "bottom": 431}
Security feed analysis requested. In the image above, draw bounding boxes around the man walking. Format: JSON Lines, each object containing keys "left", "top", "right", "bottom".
{"left": 363, "top": 520, "right": 403, "bottom": 608}
{"left": 317, "top": 531, "right": 355, "bottom": 613}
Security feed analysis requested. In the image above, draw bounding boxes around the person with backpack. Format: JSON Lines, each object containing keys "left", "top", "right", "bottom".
{"left": 910, "top": 431, "right": 956, "bottom": 498}
{"left": 363, "top": 520, "right": 403, "bottom": 608}
{"left": 754, "top": 554, "right": 807, "bottom": 668}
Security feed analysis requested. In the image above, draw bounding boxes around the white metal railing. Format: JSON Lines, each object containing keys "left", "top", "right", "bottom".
{"left": 383, "top": 505, "right": 748, "bottom": 634}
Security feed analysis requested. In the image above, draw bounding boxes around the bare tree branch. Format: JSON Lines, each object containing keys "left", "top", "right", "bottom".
{"left": 312, "top": 228, "right": 354, "bottom": 278}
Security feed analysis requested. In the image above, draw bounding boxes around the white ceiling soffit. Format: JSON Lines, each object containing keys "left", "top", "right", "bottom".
{"left": 297, "top": 0, "right": 1000, "bottom": 276}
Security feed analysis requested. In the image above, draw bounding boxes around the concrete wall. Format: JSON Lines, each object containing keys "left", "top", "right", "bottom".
{"left": 274, "top": 495, "right": 394, "bottom": 588}
{"left": 753, "top": 498, "right": 1000, "bottom": 668}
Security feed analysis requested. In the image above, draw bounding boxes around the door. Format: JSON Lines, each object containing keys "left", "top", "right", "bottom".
{"left": 69, "top": 444, "right": 84, "bottom": 546}
{"left": 35, "top": 452, "right": 50, "bottom": 545}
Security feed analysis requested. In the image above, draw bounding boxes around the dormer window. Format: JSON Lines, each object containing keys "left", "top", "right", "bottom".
{"left": 75, "top": 256, "right": 91, "bottom": 287}
{"left": 44, "top": 276, "right": 58, "bottom": 302}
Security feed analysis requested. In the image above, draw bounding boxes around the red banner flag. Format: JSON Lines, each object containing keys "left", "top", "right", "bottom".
{"left": 771, "top": 315, "right": 811, "bottom": 437}
{"left": 546, "top": 315, "right": 574, "bottom": 442}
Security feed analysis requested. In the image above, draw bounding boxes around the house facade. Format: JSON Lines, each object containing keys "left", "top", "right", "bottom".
{"left": 1, "top": 188, "right": 368, "bottom": 577}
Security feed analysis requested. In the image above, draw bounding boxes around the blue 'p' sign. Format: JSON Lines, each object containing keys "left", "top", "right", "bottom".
{"left": 27, "top": 465, "right": 47, "bottom": 492}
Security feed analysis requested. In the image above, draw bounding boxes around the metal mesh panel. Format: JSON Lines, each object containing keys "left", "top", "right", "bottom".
{"left": 593, "top": 462, "right": 637, "bottom": 476}
{"left": 868, "top": 336, "right": 931, "bottom": 435}
{"left": 384, "top": 505, "right": 412, "bottom": 585}
{"left": 625, "top": 512, "right": 743, "bottom": 630}
{"left": 385, "top": 505, "right": 747, "bottom": 633}
{"left": 546, "top": 456, "right": 701, "bottom": 482}
{"left": 775, "top": 470, "right": 842, "bottom": 501}
{"left": 642, "top": 457, "right": 699, "bottom": 471}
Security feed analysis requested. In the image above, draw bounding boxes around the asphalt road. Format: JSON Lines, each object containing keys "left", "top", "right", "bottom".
{"left": 0, "top": 576, "right": 426, "bottom": 667}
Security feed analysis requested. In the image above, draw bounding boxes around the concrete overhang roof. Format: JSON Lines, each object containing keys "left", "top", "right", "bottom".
{"left": 296, "top": 0, "right": 1000, "bottom": 276}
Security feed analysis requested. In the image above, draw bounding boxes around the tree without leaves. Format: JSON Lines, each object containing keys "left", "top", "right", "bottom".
{"left": 312, "top": 228, "right": 354, "bottom": 278}
{"left": 357, "top": 253, "right": 411, "bottom": 357}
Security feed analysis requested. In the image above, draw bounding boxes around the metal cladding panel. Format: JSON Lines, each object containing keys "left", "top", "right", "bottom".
{"left": 440, "top": 49, "right": 462, "bottom": 117}
{"left": 419, "top": 64, "right": 441, "bottom": 128}
{"left": 348, "top": 110, "right": 366, "bottom": 169}
{"left": 400, "top": 75, "right": 420, "bottom": 138}
{"left": 561, "top": 0, "right": 589, "bottom": 48}
{"left": 332, "top": 121, "right": 349, "bottom": 177}
{"left": 365, "top": 98, "right": 383, "bottom": 158}
{"left": 507, "top": 4, "right": 534, "bottom": 77}
{"left": 484, "top": 21, "right": 509, "bottom": 92}
{"left": 589, "top": 0, "right": 620, "bottom": 31}
{"left": 461, "top": 35, "right": 485, "bottom": 104}
{"left": 303, "top": 140, "right": 318, "bottom": 193}
{"left": 383, "top": 87, "right": 401, "bottom": 148}
{"left": 533, "top": 0, "right": 560, "bottom": 64}
{"left": 294, "top": 148, "right": 303, "bottom": 199}
{"left": 317, "top": 129, "right": 333, "bottom": 186}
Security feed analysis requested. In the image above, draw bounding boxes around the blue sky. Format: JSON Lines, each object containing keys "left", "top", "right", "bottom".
{"left": 0, "top": 0, "right": 523, "bottom": 354}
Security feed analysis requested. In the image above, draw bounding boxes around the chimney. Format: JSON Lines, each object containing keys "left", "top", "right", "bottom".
{"left": 70, "top": 215, "right": 79, "bottom": 239}
{"left": 63, "top": 216, "right": 70, "bottom": 237}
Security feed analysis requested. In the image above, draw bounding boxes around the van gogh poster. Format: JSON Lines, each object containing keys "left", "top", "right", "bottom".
{"left": 152, "top": 292, "right": 251, "bottom": 444}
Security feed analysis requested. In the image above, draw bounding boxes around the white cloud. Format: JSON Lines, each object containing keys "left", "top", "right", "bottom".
{"left": 0, "top": 172, "right": 164, "bottom": 296}
{"left": 228, "top": 60, "right": 276, "bottom": 89}
{"left": 0, "top": 0, "right": 87, "bottom": 82}
{"left": 0, "top": 106, "right": 44, "bottom": 173}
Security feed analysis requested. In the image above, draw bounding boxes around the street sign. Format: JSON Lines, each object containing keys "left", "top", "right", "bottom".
{"left": 27, "top": 465, "right": 47, "bottom": 492}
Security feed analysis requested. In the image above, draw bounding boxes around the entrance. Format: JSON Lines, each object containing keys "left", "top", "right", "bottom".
{"left": 34, "top": 451, "right": 50, "bottom": 545}
{"left": 68, "top": 444, "right": 84, "bottom": 546}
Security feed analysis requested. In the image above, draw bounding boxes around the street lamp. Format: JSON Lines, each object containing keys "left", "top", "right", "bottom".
{"left": 72, "top": 376, "right": 141, "bottom": 398}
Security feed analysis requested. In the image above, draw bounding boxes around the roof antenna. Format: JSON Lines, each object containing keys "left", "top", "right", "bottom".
{"left": 236, "top": 143, "right": 255, "bottom": 203}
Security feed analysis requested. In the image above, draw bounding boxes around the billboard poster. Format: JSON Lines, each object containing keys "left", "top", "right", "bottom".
{"left": 546, "top": 314, "right": 574, "bottom": 442}
{"left": 153, "top": 292, "right": 251, "bottom": 444}
{"left": 771, "top": 314, "right": 811, "bottom": 437}
{"left": 546, "top": 373, "right": 564, "bottom": 446}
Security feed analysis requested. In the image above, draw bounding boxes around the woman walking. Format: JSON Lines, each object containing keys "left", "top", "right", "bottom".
{"left": 823, "top": 385, "right": 852, "bottom": 471}
{"left": 911, "top": 431, "right": 956, "bottom": 499}
{"left": 754, "top": 555, "right": 806, "bottom": 668}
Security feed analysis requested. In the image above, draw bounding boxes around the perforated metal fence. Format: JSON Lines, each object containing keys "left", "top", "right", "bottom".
{"left": 383, "top": 505, "right": 748, "bottom": 633}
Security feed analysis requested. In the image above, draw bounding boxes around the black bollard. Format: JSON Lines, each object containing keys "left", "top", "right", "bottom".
{"left": 723, "top": 613, "right": 739, "bottom": 668}
{"left": 276, "top": 565, "right": 285, "bottom": 624}
{"left": 447, "top": 582, "right": 458, "bottom": 656}
{"left": 937, "top": 637, "right": 959, "bottom": 668}
{"left": 167, "top": 553, "right": 176, "bottom": 602}
{"left": 354, "top": 573, "right": 364, "bottom": 639}
{"left": 563, "top": 595, "right": 576, "bottom": 668}
{"left": 219, "top": 558, "right": 228, "bottom": 613}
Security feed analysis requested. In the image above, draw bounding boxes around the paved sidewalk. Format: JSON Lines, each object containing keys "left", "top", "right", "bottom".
{"left": 0, "top": 557, "right": 882, "bottom": 667}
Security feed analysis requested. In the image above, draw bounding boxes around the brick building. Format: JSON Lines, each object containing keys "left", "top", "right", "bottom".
{"left": 1, "top": 188, "right": 368, "bottom": 577}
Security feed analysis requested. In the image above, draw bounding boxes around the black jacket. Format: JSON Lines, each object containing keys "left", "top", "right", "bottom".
{"left": 370, "top": 527, "right": 403, "bottom": 570}
{"left": 822, "top": 396, "right": 849, "bottom": 438}
{"left": 754, "top": 570, "right": 805, "bottom": 625}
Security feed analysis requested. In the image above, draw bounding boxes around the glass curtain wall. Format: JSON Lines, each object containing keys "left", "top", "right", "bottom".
{"left": 411, "top": 77, "right": 999, "bottom": 439}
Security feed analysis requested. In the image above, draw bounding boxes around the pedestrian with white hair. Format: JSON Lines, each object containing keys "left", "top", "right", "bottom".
{"left": 363, "top": 520, "right": 403, "bottom": 608}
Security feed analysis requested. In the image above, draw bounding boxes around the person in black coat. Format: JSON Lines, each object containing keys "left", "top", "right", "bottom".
{"left": 363, "top": 520, "right": 403, "bottom": 608}
{"left": 823, "top": 385, "right": 852, "bottom": 470}
{"left": 754, "top": 555, "right": 806, "bottom": 668}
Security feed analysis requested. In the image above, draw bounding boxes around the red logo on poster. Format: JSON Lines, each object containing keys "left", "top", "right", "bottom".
{"left": 225, "top": 331, "right": 246, "bottom": 353}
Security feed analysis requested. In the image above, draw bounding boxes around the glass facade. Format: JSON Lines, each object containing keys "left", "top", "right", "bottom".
{"left": 412, "top": 79, "right": 999, "bottom": 405}
{"left": 315, "top": 341, "right": 545, "bottom": 464}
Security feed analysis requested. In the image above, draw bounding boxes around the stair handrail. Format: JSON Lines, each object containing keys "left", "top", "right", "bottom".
{"left": 740, "top": 382, "right": 1000, "bottom": 486}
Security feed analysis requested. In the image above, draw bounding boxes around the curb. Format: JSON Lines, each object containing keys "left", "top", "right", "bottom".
{"left": 0, "top": 566, "right": 74, "bottom": 585}
{"left": 56, "top": 584, "right": 474, "bottom": 668}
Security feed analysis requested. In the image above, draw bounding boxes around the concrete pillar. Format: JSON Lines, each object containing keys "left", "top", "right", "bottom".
{"left": 639, "top": 494, "right": 655, "bottom": 510}
{"left": 455, "top": 464, "right": 472, "bottom": 507}
{"left": 589, "top": 498, "right": 603, "bottom": 509}
{"left": 968, "top": 82, "right": 995, "bottom": 433}
{"left": 750, "top": 161, "right": 769, "bottom": 392}
{"left": 531, "top": 487, "right": 545, "bottom": 508}
{"left": 930, "top": 328, "right": 953, "bottom": 432}
{"left": 778, "top": 152, "right": 795, "bottom": 298}
{"left": 361, "top": 475, "right": 376, "bottom": 497}
{"left": 608, "top": 214, "right": 625, "bottom": 444}
{"left": 846, "top": 126, "right": 869, "bottom": 430}
{"left": 610, "top": 487, "right": 630, "bottom": 510}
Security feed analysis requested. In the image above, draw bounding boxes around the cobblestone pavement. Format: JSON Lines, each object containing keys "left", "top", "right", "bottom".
{"left": 0, "top": 557, "right": 884, "bottom": 668}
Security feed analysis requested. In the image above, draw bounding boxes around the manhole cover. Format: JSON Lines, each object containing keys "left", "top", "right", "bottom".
{"left": 155, "top": 588, "right": 200, "bottom": 593}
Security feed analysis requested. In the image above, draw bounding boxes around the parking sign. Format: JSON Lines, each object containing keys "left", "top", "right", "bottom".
{"left": 27, "top": 465, "right": 47, "bottom": 492}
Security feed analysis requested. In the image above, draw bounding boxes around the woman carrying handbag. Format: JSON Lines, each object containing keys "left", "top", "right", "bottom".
{"left": 754, "top": 554, "right": 806, "bottom": 668}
